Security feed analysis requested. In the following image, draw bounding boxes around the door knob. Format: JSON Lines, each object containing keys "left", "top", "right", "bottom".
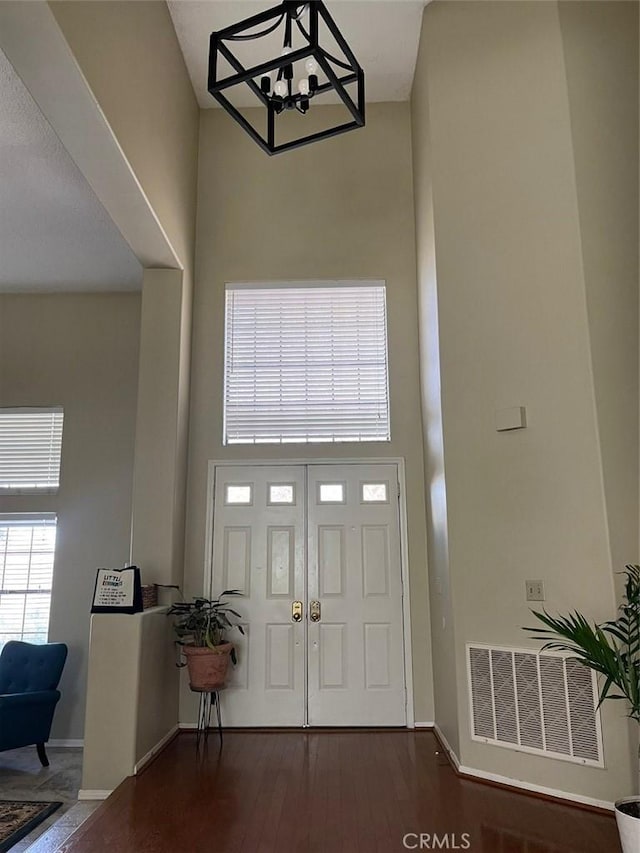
{"left": 310, "top": 600, "right": 321, "bottom": 622}
{"left": 292, "top": 601, "right": 303, "bottom": 622}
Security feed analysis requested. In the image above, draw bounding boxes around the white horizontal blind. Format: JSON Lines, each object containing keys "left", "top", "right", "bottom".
{"left": 0, "top": 515, "right": 57, "bottom": 647}
{"left": 0, "top": 407, "right": 64, "bottom": 492}
{"left": 224, "top": 283, "right": 390, "bottom": 444}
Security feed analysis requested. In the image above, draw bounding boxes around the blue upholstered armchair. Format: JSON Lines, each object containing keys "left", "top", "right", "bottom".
{"left": 0, "top": 641, "right": 68, "bottom": 767}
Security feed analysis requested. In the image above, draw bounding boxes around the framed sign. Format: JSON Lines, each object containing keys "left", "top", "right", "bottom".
{"left": 91, "top": 566, "right": 143, "bottom": 614}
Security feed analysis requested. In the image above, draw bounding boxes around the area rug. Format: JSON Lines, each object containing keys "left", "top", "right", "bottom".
{"left": 0, "top": 800, "right": 62, "bottom": 852}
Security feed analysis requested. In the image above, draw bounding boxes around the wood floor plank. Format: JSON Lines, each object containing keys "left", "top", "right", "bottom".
{"left": 59, "top": 730, "right": 620, "bottom": 853}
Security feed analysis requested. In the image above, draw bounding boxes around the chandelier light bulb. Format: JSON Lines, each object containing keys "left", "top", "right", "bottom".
{"left": 305, "top": 58, "right": 318, "bottom": 75}
{"left": 274, "top": 80, "right": 288, "bottom": 97}
{"left": 298, "top": 78, "right": 310, "bottom": 96}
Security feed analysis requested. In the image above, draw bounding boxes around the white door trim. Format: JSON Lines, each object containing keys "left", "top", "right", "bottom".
{"left": 204, "top": 457, "right": 415, "bottom": 728}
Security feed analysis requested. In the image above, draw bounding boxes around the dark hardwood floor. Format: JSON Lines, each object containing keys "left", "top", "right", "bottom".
{"left": 58, "top": 730, "right": 620, "bottom": 852}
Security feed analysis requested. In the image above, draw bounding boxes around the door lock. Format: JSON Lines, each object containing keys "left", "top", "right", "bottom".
{"left": 310, "top": 600, "right": 321, "bottom": 622}
{"left": 292, "top": 601, "right": 303, "bottom": 622}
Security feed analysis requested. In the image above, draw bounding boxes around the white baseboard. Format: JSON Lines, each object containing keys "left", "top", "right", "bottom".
{"left": 48, "top": 739, "right": 84, "bottom": 747}
{"left": 78, "top": 789, "right": 112, "bottom": 801}
{"left": 456, "top": 763, "right": 615, "bottom": 812}
{"left": 433, "top": 723, "right": 461, "bottom": 770}
{"left": 134, "top": 724, "right": 179, "bottom": 774}
{"left": 181, "top": 723, "right": 428, "bottom": 731}
{"left": 431, "top": 722, "right": 613, "bottom": 812}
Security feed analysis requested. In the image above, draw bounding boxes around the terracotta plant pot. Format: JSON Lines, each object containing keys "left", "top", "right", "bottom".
{"left": 615, "top": 797, "right": 640, "bottom": 853}
{"left": 183, "top": 643, "right": 233, "bottom": 691}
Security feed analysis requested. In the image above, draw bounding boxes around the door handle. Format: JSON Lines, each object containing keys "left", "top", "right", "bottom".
{"left": 310, "top": 600, "right": 321, "bottom": 622}
{"left": 292, "top": 601, "right": 303, "bottom": 622}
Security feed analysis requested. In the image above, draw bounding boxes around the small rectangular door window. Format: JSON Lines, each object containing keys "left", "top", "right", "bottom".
{"left": 317, "top": 483, "right": 346, "bottom": 504}
{"left": 361, "top": 482, "right": 389, "bottom": 503}
{"left": 268, "top": 483, "right": 296, "bottom": 505}
{"left": 225, "top": 484, "right": 253, "bottom": 505}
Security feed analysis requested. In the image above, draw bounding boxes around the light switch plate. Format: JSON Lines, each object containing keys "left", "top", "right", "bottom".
{"left": 526, "top": 580, "right": 545, "bottom": 602}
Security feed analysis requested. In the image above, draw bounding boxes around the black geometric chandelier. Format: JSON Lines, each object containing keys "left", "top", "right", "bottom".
{"left": 208, "top": 1, "right": 365, "bottom": 155}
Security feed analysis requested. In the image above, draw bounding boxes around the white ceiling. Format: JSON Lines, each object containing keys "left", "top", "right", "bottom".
{"left": 0, "top": 48, "right": 142, "bottom": 293}
{"left": 168, "top": 1, "right": 426, "bottom": 109}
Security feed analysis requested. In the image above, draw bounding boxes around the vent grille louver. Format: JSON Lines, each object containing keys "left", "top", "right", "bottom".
{"left": 467, "top": 644, "right": 603, "bottom": 766}
{"left": 469, "top": 646, "right": 494, "bottom": 739}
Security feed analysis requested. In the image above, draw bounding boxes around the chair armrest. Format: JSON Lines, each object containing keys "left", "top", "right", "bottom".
{"left": 0, "top": 690, "right": 60, "bottom": 708}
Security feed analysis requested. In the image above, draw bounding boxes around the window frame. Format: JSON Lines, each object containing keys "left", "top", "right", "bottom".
{"left": 223, "top": 280, "right": 391, "bottom": 446}
{"left": 0, "top": 513, "right": 57, "bottom": 647}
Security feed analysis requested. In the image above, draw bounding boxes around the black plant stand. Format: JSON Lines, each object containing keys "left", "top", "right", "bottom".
{"left": 193, "top": 688, "right": 224, "bottom": 750}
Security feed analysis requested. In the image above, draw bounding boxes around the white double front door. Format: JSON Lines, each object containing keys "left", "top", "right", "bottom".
{"left": 210, "top": 463, "right": 407, "bottom": 727}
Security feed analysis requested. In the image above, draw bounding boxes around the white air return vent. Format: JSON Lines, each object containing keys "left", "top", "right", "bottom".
{"left": 467, "top": 644, "right": 603, "bottom": 766}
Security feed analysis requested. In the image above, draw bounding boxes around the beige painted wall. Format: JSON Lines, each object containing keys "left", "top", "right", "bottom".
{"left": 50, "top": 0, "right": 199, "bottom": 589}
{"left": 50, "top": 0, "right": 199, "bottom": 583}
{"left": 82, "top": 615, "right": 139, "bottom": 791}
{"left": 49, "top": 0, "right": 199, "bottom": 271}
{"left": 411, "top": 15, "right": 459, "bottom": 756}
{"left": 412, "top": 0, "right": 636, "bottom": 803}
{"left": 0, "top": 293, "right": 141, "bottom": 739}
{"left": 558, "top": 0, "right": 639, "bottom": 601}
{"left": 82, "top": 608, "right": 177, "bottom": 792}
{"left": 183, "top": 103, "right": 434, "bottom": 724}
{"left": 135, "top": 608, "right": 178, "bottom": 767}
{"left": 131, "top": 269, "right": 191, "bottom": 586}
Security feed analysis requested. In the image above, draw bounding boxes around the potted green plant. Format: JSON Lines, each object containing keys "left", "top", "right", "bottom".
{"left": 526, "top": 564, "right": 639, "bottom": 853}
{"left": 168, "top": 591, "right": 245, "bottom": 691}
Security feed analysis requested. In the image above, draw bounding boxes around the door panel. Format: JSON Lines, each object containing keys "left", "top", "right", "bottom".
{"left": 307, "top": 464, "right": 406, "bottom": 726}
{"left": 211, "top": 462, "right": 406, "bottom": 727}
{"left": 211, "top": 465, "right": 306, "bottom": 726}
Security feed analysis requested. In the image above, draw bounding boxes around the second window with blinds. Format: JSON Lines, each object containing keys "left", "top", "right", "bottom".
{"left": 0, "top": 408, "right": 63, "bottom": 647}
{"left": 223, "top": 281, "right": 390, "bottom": 445}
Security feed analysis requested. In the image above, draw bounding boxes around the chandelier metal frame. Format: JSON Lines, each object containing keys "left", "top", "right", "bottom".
{"left": 208, "top": 1, "right": 365, "bottom": 155}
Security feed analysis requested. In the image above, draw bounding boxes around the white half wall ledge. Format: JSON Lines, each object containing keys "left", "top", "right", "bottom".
{"left": 48, "top": 739, "right": 84, "bottom": 748}
{"left": 0, "top": 1, "right": 181, "bottom": 271}
{"left": 81, "top": 608, "right": 179, "bottom": 793}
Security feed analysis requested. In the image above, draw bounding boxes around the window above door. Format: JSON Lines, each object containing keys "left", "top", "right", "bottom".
{"left": 223, "top": 282, "right": 390, "bottom": 445}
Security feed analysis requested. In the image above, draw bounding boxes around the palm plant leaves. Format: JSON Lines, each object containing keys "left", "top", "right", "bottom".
{"left": 525, "top": 565, "right": 640, "bottom": 723}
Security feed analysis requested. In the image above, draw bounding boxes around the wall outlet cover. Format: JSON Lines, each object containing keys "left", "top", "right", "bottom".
{"left": 525, "top": 580, "right": 545, "bottom": 602}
